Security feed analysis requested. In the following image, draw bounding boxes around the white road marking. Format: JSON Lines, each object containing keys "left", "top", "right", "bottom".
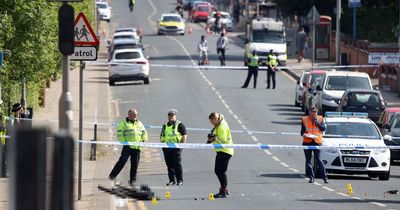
{"left": 289, "top": 168, "right": 300, "bottom": 173}
{"left": 336, "top": 192, "right": 350, "bottom": 197}
{"left": 272, "top": 156, "right": 280, "bottom": 161}
{"left": 280, "top": 162, "right": 290, "bottom": 168}
{"left": 251, "top": 136, "right": 258, "bottom": 142}
{"left": 313, "top": 182, "right": 321, "bottom": 186}
{"left": 264, "top": 150, "right": 272, "bottom": 155}
{"left": 369, "top": 202, "right": 387, "bottom": 207}
{"left": 351, "top": 196, "right": 361, "bottom": 200}
{"left": 322, "top": 187, "right": 335, "bottom": 192}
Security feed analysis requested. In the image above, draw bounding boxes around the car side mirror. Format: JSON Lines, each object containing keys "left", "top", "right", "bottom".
{"left": 109, "top": 6, "right": 112, "bottom": 10}
{"left": 383, "top": 134, "right": 393, "bottom": 141}
{"left": 316, "top": 85, "right": 322, "bottom": 91}
{"left": 146, "top": 56, "right": 150, "bottom": 60}
{"left": 296, "top": 80, "right": 300, "bottom": 85}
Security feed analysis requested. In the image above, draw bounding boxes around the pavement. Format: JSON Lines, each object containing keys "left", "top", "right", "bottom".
{"left": 1, "top": 0, "right": 400, "bottom": 209}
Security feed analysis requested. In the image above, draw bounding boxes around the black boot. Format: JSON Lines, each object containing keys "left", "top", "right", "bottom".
{"left": 214, "top": 187, "right": 229, "bottom": 198}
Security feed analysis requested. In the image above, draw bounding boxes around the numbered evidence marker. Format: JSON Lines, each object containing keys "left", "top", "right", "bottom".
{"left": 346, "top": 183, "right": 353, "bottom": 195}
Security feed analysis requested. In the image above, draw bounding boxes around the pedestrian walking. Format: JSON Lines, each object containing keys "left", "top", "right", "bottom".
{"left": 213, "top": 11, "right": 222, "bottom": 34}
{"left": 207, "top": 112, "right": 234, "bottom": 198}
{"left": 129, "top": 0, "right": 135, "bottom": 12}
{"left": 297, "top": 27, "right": 308, "bottom": 63}
{"left": 266, "top": 49, "right": 278, "bottom": 89}
{"left": 160, "top": 109, "right": 187, "bottom": 186}
{"left": 301, "top": 106, "right": 328, "bottom": 184}
{"left": 241, "top": 50, "right": 260, "bottom": 88}
{"left": 109, "top": 109, "right": 148, "bottom": 185}
{"left": 216, "top": 32, "right": 228, "bottom": 66}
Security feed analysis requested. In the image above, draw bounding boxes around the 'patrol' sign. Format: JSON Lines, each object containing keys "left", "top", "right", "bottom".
{"left": 69, "top": 46, "right": 98, "bottom": 61}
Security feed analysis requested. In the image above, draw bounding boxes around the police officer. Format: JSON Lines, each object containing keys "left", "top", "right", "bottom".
{"left": 301, "top": 106, "right": 328, "bottom": 184}
{"left": 241, "top": 50, "right": 260, "bottom": 89}
{"left": 207, "top": 112, "right": 234, "bottom": 198}
{"left": 109, "top": 109, "right": 148, "bottom": 185}
{"left": 160, "top": 109, "right": 187, "bottom": 186}
{"left": 266, "top": 49, "right": 278, "bottom": 89}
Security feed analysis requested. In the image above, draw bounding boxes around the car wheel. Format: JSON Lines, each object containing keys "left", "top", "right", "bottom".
{"left": 180, "top": 33, "right": 185, "bottom": 36}
{"left": 109, "top": 79, "right": 115, "bottom": 86}
{"left": 143, "top": 78, "right": 150, "bottom": 85}
{"left": 295, "top": 100, "right": 300, "bottom": 107}
{"left": 157, "top": 31, "right": 162, "bottom": 35}
{"left": 368, "top": 173, "right": 378, "bottom": 179}
{"left": 378, "top": 171, "right": 390, "bottom": 181}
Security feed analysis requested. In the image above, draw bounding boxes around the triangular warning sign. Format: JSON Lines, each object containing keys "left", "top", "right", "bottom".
{"left": 74, "top": 12, "right": 99, "bottom": 46}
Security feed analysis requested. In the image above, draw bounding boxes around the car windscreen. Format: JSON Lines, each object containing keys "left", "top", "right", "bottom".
{"left": 252, "top": 30, "right": 285, "bottom": 44}
{"left": 114, "top": 35, "right": 135, "bottom": 40}
{"left": 324, "top": 122, "right": 380, "bottom": 139}
{"left": 301, "top": 73, "right": 310, "bottom": 84}
{"left": 162, "top": 16, "right": 181, "bottom": 22}
{"left": 115, "top": 52, "right": 141, "bottom": 60}
{"left": 196, "top": 6, "right": 209, "bottom": 11}
{"left": 115, "top": 44, "right": 141, "bottom": 50}
{"left": 97, "top": 4, "right": 107, "bottom": 9}
{"left": 310, "top": 74, "right": 324, "bottom": 85}
{"left": 115, "top": 29, "right": 135, "bottom": 33}
{"left": 325, "top": 76, "right": 371, "bottom": 90}
{"left": 346, "top": 92, "right": 381, "bottom": 107}
{"left": 389, "top": 114, "right": 400, "bottom": 128}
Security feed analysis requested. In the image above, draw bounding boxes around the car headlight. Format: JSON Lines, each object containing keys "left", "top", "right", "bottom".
{"left": 322, "top": 94, "right": 333, "bottom": 101}
{"left": 373, "top": 149, "right": 389, "bottom": 155}
{"left": 325, "top": 148, "right": 338, "bottom": 154}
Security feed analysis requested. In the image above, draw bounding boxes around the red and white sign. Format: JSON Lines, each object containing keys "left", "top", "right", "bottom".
{"left": 74, "top": 12, "right": 99, "bottom": 46}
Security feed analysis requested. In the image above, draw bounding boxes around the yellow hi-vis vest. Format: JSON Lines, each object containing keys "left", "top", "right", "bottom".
{"left": 302, "top": 116, "right": 323, "bottom": 145}
{"left": 212, "top": 119, "right": 234, "bottom": 156}
{"left": 268, "top": 54, "right": 278, "bottom": 66}
{"left": 160, "top": 121, "right": 182, "bottom": 143}
{"left": 248, "top": 54, "right": 259, "bottom": 67}
{"left": 117, "top": 119, "right": 148, "bottom": 150}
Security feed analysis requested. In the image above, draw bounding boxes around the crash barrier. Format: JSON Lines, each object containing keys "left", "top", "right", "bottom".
{"left": 76, "top": 140, "right": 400, "bottom": 150}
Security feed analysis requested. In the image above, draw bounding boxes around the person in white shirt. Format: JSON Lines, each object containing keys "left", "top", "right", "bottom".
{"left": 197, "top": 35, "right": 208, "bottom": 64}
{"left": 216, "top": 32, "right": 228, "bottom": 66}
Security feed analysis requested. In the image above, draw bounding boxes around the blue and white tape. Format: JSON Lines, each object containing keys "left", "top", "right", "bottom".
{"left": 76, "top": 140, "right": 400, "bottom": 150}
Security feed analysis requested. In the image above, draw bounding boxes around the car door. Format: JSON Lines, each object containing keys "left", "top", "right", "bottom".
{"left": 311, "top": 78, "right": 323, "bottom": 110}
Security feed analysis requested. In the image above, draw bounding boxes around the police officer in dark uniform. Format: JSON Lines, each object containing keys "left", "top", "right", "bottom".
{"left": 161, "top": 109, "right": 187, "bottom": 186}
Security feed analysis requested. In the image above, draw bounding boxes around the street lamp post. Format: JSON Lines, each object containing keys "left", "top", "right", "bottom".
{"left": 336, "top": 0, "right": 341, "bottom": 65}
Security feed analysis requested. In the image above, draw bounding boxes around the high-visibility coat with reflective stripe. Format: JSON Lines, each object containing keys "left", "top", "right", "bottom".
{"left": 212, "top": 119, "right": 234, "bottom": 156}
{"left": 117, "top": 119, "right": 148, "bottom": 150}
{"left": 268, "top": 54, "right": 278, "bottom": 66}
{"left": 302, "top": 116, "right": 323, "bottom": 144}
{"left": 248, "top": 54, "right": 259, "bottom": 67}
{"left": 160, "top": 121, "right": 182, "bottom": 143}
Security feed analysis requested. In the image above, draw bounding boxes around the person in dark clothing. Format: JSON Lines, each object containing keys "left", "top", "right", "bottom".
{"left": 161, "top": 109, "right": 187, "bottom": 186}
{"left": 301, "top": 106, "right": 328, "bottom": 184}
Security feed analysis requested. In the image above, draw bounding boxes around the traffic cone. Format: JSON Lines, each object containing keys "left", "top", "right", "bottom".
{"left": 208, "top": 193, "right": 214, "bottom": 201}
{"left": 165, "top": 191, "right": 171, "bottom": 198}
{"left": 151, "top": 197, "right": 157, "bottom": 205}
{"left": 346, "top": 183, "right": 353, "bottom": 195}
{"left": 188, "top": 25, "right": 192, "bottom": 34}
{"left": 101, "top": 28, "right": 106, "bottom": 38}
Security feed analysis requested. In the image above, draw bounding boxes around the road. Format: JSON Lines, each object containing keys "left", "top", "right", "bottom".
{"left": 103, "top": 0, "right": 400, "bottom": 209}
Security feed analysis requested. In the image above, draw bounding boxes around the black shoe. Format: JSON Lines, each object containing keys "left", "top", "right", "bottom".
{"left": 214, "top": 188, "right": 228, "bottom": 198}
{"left": 241, "top": 86, "right": 247, "bottom": 88}
{"left": 177, "top": 181, "right": 183, "bottom": 186}
{"left": 309, "top": 178, "right": 314, "bottom": 183}
{"left": 266, "top": 87, "right": 270, "bottom": 89}
{"left": 108, "top": 176, "right": 116, "bottom": 181}
{"left": 166, "top": 181, "right": 175, "bottom": 186}
{"left": 128, "top": 180, "right": 135, "bottom": 186}
{"left": 323, "top": 179, "right": 329, "bottom": 184}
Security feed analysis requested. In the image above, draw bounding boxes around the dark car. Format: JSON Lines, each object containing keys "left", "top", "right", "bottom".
{"left": 337, "top": 89, "right": 385, "bottom": 122}
{"left": 383, "top": 112, "right": 400, "bottom": 162}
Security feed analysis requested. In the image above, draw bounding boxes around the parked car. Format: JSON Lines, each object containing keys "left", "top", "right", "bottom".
{"left": 108, "top": 39, "right": 143, "bottom": 61}
{"left": 190, "top": 3, "right": 211, "bottom": 22}
{"left": 112, "top": 31, "right": 140, "bottom": 42}
{"left": 114, "top": 27, "right": 137, "bottom": 34}
{"left": 304, "top": 77, "right": 323, "bottom": 114}
{"left": 311, "top": 71, "right": 373, "bottom": 115}
{"left": 108, "top": 49, "right": 150, "bottom": 85}
{"left": 321, "top": 112, "right": 391, "bottom": 180}
{"left": 183, "top": 0, "right": 211, "bottom": 10}
{"left": 381, "top": 112, "right": 400, "bottom": 162}
{"left": 157, "top": 14, "right": 185, "bottom": 35}
{"left": 96, "top": 1, "right": 111, "bottom": 22}
{"left": 207, "top": 11, "right": 234, "bottom": 32}
{"left": 298, "top": 70, "right": 326, "bottom": 110}
{"left": 295, "top": 71, "right": 310, "bottom": 107}
{"left": 376, "top": 107, "right": 400, "bottom": 133}
{"left": 337, "top": 89, "right": 385, "bottom": 122}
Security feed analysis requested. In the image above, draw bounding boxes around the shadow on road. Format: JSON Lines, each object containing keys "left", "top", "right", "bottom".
{"left": 259, "top": 173, "right": 303, "bottom": 179}
{"left": 269, "top": 104, "right": 298, "bottom": 107}
{"left": 86, "top": 80, "right": 109, "bottom": 84}
{"left": 327, "top": 175, "right": 371, "bottom": 181}
{"left": 297, "top": 198, "right": 400, "bottom": 205}
{"left": 86, "top": 68, "right": 108, "bottom": 72}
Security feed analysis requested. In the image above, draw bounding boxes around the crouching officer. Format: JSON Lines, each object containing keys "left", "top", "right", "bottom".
{"left": 208, "top": 112, "right": 234, "bottom": 198}
{"left": 160, "top": 109, "right": 187, "bottom": 186}
{"left": 301, "top": 106, "right": 328, "bottom": 184}
{"left": 109, "top": 109, "right": 148, "bottom": 185}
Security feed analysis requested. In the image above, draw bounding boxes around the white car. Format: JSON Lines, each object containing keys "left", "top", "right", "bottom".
{"left": 295, "top": 71, "right": 310, "bottom": 107}
{"left": 108, "top": 49, "right": 150, "bottom": 85}
{"left": 112, "top": 31, "right": 140, "bottom": 42}
{"left": 96, "top": 1, "right": 111, "bottom": 22}
{"left": 208, "top": 11, "right": 234, "bottom": 32}
{"left": 320, "top": 112, "right": 391, "bottom": 180}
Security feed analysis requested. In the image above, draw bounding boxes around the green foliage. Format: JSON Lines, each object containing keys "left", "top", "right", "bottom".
{"left": 275, "top": 0, "right": 399, "bottom": 42}
{"left": 0, "top": 0, "right": 94, "bottom": 114}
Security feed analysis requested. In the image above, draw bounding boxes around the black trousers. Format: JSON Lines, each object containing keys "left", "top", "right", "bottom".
{"left": 267, "top": 68, "right": 276, "bottom": 89}
{"left": 243, "top": 66, "right": 258, "bottom": 88}
{"left": 304, "top": 149, "right": 327, "bottom": 179}
{"left": 109, "top": 146, "right": 141, "bottom": 182}
{"left": 162, "top": 148, "right": 183, "bottom": 183}
{"left": 214, "top": 152, "right": 232, "bottom": 188}
{"left": 217, "top": 48, "right": 226, "bottom": 65}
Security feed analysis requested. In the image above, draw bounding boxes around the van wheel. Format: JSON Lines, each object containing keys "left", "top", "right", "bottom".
{"left": 143, "top": 78, "right": 150, "bottom": 85}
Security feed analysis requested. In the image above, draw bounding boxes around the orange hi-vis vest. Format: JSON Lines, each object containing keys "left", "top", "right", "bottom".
{"left": 302, "top": 115, "right": 323, "bottom": 145}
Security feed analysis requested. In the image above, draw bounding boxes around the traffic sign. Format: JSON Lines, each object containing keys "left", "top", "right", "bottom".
{"left": 74, "top": 12, "right": 99, "bottom": 46}
{"left": 349, "top": 0, "right": 361, "bottom": 8}
{"left": 0, "top": 51, "right": 3, "bottom": 67}
{"left": 69, "top": 46, "right": 98, "bottom": 61}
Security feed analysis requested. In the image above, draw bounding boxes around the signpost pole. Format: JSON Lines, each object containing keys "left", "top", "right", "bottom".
{"left": 353, "top": 7, "right": 357, "bottom": 39}
{"left": 336, "top": 0, "right": 341, "bottom": 65}
{"left": 312, "top": 6, "right": 316, "bottom": 67}
{"left": 78, "top": 61, "right": 84, "bottom": 200}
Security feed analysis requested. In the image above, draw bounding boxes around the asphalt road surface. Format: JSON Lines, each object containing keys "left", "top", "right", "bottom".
{"left": 104, "top": 0, "right": 400, "bottom": 209}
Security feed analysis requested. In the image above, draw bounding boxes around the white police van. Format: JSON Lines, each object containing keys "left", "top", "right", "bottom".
{"left": 320, "top": 112, "right": 391, "bottom": 180}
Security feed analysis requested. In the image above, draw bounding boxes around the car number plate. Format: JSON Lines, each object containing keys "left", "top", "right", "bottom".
{"left": 344, "top": 157, "right": 366, "bottom": 163}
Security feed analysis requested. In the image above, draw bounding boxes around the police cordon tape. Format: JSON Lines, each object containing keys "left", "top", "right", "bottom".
{"left": 75, "top": 140, "right": 400, "bottom": 150}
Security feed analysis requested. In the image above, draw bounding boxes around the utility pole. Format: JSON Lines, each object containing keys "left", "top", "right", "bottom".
{"left": 336, "top": 0, "right": 341, "bottom": 64}
{"left": 78, "top": 61, "right": 85, "bottom": 200}
{"left": 246, "top": 0, "right": 249, "bottom": 38}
